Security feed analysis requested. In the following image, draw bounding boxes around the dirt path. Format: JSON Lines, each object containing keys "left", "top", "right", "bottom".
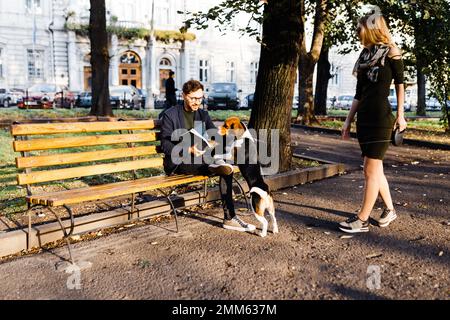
{"left": 0, "top": 130, "right": 448, "bottom": 300}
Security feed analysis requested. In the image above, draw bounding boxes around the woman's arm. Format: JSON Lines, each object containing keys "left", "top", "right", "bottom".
{"left": 395, "top": 83, "right": 407, "bottom": 131}
{"left": 389, "top": 46, "right": 407, "bottom": 131}
{"left": 342, "top": 99, "right": 360, "bottom": 140}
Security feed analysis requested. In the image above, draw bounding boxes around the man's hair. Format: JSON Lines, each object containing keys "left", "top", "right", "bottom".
{"left": 182, "top": 80, "right": 204, "bottom": 94}
{"left": 169, "top": 71, "right": 174, "bottom": 76}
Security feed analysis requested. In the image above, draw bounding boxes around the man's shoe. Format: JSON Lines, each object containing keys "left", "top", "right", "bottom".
{"left": 208, "top": 160, "right": 234, "bottom": 176}
{"left": 339, "top": 215, "right": 369, "bottom": 233}
{"left": 378, "top": 208, "right": 397, "bottom": 227}
{"left": 223, "top": 216, "right": 256, "bottom": 232}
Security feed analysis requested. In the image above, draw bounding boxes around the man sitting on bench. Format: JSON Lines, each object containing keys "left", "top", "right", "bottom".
{"left": 160, "top": 79, "right": 255, "bottom": 233}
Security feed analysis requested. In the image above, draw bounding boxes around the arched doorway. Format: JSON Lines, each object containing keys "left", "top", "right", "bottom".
{"left": 83, "top": 54, "right": 92, "bottom": 91}
{"left": 159, "top": 57, "right": 174, "bottom": 95}
{"left": 119, "top": 51, "right": 142, "bottom": 88}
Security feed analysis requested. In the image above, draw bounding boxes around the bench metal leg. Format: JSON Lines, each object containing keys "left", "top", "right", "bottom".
{"left": 26, "top": 203, "right": 32, "bottom": 251}
{"left": 166, "top": 194, "right": 179, "bottom": 233}
{"left": 48, "top": 206, "right": 76, "bottom": 264}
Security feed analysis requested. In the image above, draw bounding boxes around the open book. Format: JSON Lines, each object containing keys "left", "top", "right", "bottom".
{"left": 181, "top": 128, "right": 213, "bottom": 151}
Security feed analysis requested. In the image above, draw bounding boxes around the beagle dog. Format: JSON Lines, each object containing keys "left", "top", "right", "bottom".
{"left": 218, "top": 117, "right": 278, "bottom": 237}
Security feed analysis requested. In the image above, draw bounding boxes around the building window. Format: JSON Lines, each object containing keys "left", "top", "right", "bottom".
{"left": 155, "top": 0, "right": 170, "bottom": 25}
{"left": 27, "top": 49, "right": 44, "bottom": 80}
{"left": 226, "top": 61, "right": 235, "bottom": 82}
{"left": 26, "top": 0, "right": 41, "bottom": 13}
{"left": 0, "top": 48, "right": 3, "bottom": 78}
{"left": 159, "top": 58, "right": 171, "bottom": 66}
{"left": 330, "top": 63, "right": 341, "bottom": 86}
{"left": 199, "top": 60, "right": 209, "bottom": 82}
{"left": 250, "top": 62, "right": 258, "bottom": 84}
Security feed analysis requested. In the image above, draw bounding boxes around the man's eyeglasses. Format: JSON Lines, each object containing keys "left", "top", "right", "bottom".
{"left": 186, "top": 96, "right": 204, "bottom": 103}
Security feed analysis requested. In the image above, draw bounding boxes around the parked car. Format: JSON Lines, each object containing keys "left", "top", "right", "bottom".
{"left": 206, "top": 82, "right": 241, "bottom": 110}
{"left": 0, "top": 88, "right": 24, "bottom": 107}
{"left": 241, "top": 93, "right": 254, "bottom": 110}
{"left": 136, "top": 88, "right": 147, "bottom": 109}
{"left": 425, "top": 97, "right": 442, "bottom": 111}
{"left": 292, "top": 95, "right": 299, "bottom": 109}
{"left": 19, "top": 83, "right": 75, "bottom": 109}
{"left": 388, "top": 96, "right": 411, "bottom": 111}
{"left": 109, "top": 85, "right": 141, "bottom": 109}
{"left": 75, "top": 91, "right": 92, "bottom": 108}
{"left": 335, "top": 95, "right": 354, "bottom": 110}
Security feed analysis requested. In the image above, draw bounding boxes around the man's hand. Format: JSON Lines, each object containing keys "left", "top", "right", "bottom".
{"left": 189, "top": 144, "right": 206, "bottom": 157}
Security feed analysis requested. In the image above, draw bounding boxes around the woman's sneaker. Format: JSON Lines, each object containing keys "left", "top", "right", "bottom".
{"left": 223, "top": 216, "right": 256, "bottom": 232}
{"left": 339, "top": 215, "right": 369, "bottom": 233}
{"left": 378, "top": 208, "right": 397, "bottom": 227}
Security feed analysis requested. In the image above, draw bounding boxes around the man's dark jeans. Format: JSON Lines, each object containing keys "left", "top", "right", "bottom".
{"left": 172, "top": 163, "right": 236, "bottom": 220}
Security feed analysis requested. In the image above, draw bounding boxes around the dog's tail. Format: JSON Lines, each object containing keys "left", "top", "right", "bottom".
{"left": 249, "top": 187, "right": 275, "bottom": 215}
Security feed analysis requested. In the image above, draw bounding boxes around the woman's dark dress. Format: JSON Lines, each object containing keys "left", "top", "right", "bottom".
{"left": 355, "top": 50, "right": 404, "bottom": 160}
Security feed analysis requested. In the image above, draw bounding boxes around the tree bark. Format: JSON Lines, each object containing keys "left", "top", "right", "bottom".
{"left": 314, "top": 46, "right": 332, "bottom": 115}
{"left": 249, "top": 0, "right": 303, "bottom": 173}
{"left": 298, "top": 48, "right": 316, "bottom": 123}
{"left": 295, "top": 0, "right": 329, "bottom": 125}
{"left": 416, "top": 61, "right": 427, "bottom": 116}
{"left": 89, "top": 0, "right": 112, "bottom": 116}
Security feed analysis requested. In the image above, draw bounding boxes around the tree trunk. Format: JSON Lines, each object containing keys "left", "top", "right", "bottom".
{"left": 298, "top": 51, "right": 316, "bottom": 124}
{"left": 416, "top": 62, "right": 427, "bottom": 116}
{"left": 295, "top": 0, "right": 329, "bottom": 125}
{"left": 89, "top": 0, "right": 112, "bottom": 116}
{"left": 249, "top": 0, "right": 303, "bottom": 173}
{"left": 314, "top": 46, "right": 331, "bottom": 115}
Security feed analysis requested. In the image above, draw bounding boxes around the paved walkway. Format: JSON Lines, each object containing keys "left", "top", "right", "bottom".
{"left": 0, "top": 129, "right": 449, "bottom": 300}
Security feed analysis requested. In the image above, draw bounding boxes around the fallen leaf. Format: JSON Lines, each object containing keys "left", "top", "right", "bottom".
{"left": 366, "top": 253, "right": 383, "bottom": 259}
{"left": 438, "top": 251, "right": 444, "bottom": 257}
{"left": 151, "top": 241, "right": 158, "bottom": 245}
{"left": 324, "top": 232, "right": 330, "bottom": 235}
{"left": 340, "top": 235, "right": 353, "bottom": 239}
{"left": 411, "top": 161, "right": 420, "bottom": 165}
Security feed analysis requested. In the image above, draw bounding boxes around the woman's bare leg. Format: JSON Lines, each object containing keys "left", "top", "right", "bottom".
{"left": 358, "top": 157, "right": 384, "bottom": 221}
{"left": 378, "top": 169, "right": 394, "bottom": 211}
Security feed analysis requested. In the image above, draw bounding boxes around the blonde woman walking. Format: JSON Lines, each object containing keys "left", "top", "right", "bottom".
{"left": 339, "top": 12, "right": 407, "bottom": 233}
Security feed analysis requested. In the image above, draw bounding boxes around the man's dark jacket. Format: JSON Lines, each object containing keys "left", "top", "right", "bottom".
{"left": 160, "top": 105, "right": 216, "bottom": 174}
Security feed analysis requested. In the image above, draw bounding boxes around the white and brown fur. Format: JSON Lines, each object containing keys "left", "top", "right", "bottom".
{"left": 218, "top": 117, "right": 278, "bottom": 237}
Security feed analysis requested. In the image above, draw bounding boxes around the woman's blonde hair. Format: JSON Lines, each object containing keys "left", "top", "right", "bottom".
{"left": 357, "top": 13, "right": 394, "bottom": 47}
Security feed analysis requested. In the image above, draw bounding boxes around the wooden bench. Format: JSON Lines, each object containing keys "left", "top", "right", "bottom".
{"left": 11, "top": 119, "right": 214, "bottom": 263}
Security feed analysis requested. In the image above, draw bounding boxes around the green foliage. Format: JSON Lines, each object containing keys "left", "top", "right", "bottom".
{"left": 182, "top": 0, "right": 265, "bottom": 40}
{"left": 65, "top": 23, "right": 195, "bottom": 43}
{"left": 154, "top": 30, "right": 196, "bottom": 43}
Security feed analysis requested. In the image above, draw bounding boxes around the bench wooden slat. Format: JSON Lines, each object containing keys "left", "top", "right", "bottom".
{"left": 17, "top": 157, "right": 164, "bottom": 185}
{"left": 27, "top": 175, "right": 208, "bottom": 206}
{"left": 28, "top": 174, "right": 196, "bottom": 201}
{"left": 16, "top": 145, "right": 158, "bottom": 169}
{"left": 11, "top": 120, "right": 160, "bottom": 136}
{"left": 13, "top": 132, "right": 159, "bottom": 152}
